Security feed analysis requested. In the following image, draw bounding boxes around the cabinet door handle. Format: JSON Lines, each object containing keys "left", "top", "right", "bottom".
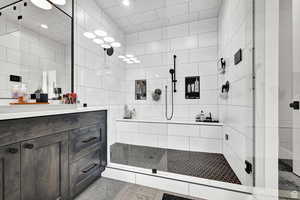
{"left": 6, "top": 148, "right": 18, "bottom": 154}
{"left": 81, "top": 137, "right": 98, "bottom": 144}
{"left": 82, "top": 163, "right": 98, "bottom": 174}
{"left": 23, "top": 143, "right": 34, "bottom": 149}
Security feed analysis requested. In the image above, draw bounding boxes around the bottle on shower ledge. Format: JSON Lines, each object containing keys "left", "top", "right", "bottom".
{"left": 200, "top": 110, "right": 205, "bottom": 122}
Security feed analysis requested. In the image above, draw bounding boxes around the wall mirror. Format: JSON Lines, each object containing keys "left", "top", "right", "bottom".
{"left": 0, "top": 0, "right": 73, "bottom": 99}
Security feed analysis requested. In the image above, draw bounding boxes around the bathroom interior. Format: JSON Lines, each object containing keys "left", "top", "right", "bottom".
{"left": 0, "top": 0, "right": 293, "bottom": 200}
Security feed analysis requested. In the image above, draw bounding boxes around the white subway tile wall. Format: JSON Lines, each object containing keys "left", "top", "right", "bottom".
{"left": 124, "top": 18, "right": 219, "bottom": 122}
{"left": 116, "top": 121, "right": 223, "bottom": 154}
{"left": 74, "top": 0, "right": 126, "bottom": 163}
{"left": 218, "top": 0, "right": 254, "bottom": 186}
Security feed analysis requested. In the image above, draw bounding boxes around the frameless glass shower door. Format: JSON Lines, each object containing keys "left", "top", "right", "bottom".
{"left": 279, "top": 0, "right": 300, "bottom": 198}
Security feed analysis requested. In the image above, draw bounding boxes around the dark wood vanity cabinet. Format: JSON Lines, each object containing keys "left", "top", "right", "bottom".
{"left": 0, "top": 144, "right": 21, "bottom": 200}
{"left": 21, "top": 133, "right": 69, "bottom": 200}
{"left": 0, "top": 110, "right": 107, "bottom": 200}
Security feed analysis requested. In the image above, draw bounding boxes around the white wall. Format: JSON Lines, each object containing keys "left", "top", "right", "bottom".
{"left": 116, "top": 121, "right": 223, "bottom": 153}
{"left": 124, "top": 18, "right": 219, "bottom": 121}
{"left": 218, "top": 0, "right": 254, "bottom": 186}
{"left": 74, "top": 0, "right": 127, "bottom": 161}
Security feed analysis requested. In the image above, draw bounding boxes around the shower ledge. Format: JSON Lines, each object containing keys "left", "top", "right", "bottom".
{"left": 116, "top": 119, "right": 224, "bottom": 126}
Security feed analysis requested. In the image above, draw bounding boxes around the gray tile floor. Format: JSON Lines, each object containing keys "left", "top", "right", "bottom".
{"left": 110, "top": 143, "right": 241, "bottom": 185}
{"left": 75, "top": 178, "right": 206, "bottom": 200}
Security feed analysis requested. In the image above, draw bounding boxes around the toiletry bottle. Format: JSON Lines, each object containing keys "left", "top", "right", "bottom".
{"left": 200, "top": 110, "right": 205, "bottom": 122}
{"left": 195, "top": 80, "right": 199, "bottom": 92}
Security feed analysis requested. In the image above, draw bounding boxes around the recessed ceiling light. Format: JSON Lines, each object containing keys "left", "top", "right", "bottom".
{"left": 122, "top": 0, "right": 130, "bottom": 6}
{"left": 94, "top": 30, "right": 107, "bottom": 37}
{"left": 101, "top": 44, "right": 111, "bottom": 49}
{"left": 41, "top": 24, "right": 48, "bottom": 29}
{"left": 49, "top": 0, "right": 66, "bottom": 5}
{"left": 31, "top": 0, "right": 52, "bottom": 10}
{"left": 93, "top": 38, "right": 104, "bottom": 44}
{"left": 126, "top": 54, "right": 134, "bottom": 58}
{"left": 83, "top": 32, "right": 96, "bottom": 39}
{"left": 118, "top": 55, "right": 126, "bottom": 59}
{"left": 103, "top": 37, "right": 115, "bottom": 43}
{"left": 111, "top": 42, "right": 121, "bottom": 48}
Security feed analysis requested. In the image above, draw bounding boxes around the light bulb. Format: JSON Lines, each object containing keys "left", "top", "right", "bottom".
{"left": 93, "top": 38, "right": 104, "bottom": 44}
{"left": 94, "top": 30, "right": 107, "bottom": 37}
{"left": 83, "top": 32, "right": 96, "bottom": 39}
{"left": 31, "top": 0, "right": 52, "bottom": 10}
{"left": 41, "top": 24, "right": 48, "bottom": 29}
{"left": 111, "top": 42, "right": 121, "bottom": 48}
{"left": 101, "top": 44, "right": 111, "bottom": 49}
{"left": 122, "top": 0, "right": 130, "bottom": 6}
{"left": 103, "top": 37, "right": 115, "bottom": 43}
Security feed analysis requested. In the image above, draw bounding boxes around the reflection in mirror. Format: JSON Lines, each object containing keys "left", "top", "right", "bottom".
{"left": 0, "top": 0, "right": 72, "bottom": 99}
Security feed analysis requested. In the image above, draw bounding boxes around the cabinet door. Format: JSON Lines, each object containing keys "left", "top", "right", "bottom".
{"left": 21, "top": 133, "right": 68, "bottom": 200}
{"left": 0, "top": 144, "right": 20, "bottom": 200}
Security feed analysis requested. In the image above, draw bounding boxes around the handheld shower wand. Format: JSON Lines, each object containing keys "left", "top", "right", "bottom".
{"left": 165, "top": 55, "right": 177, "bottom": 120}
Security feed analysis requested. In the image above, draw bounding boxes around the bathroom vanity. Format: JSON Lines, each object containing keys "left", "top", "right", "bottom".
{"left": 0, "top": 108, "right": 107, "bottom": 200}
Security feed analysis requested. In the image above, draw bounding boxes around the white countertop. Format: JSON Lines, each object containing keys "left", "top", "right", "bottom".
{"left": 116, "top": 119, "right": 224, "bottom": 126}
{"left": 0, "top": 105, "right": 108, "bottom": 121}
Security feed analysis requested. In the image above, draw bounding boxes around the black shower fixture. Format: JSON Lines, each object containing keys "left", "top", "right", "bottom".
{"left": 104, "top": 47, "right": 114, "bottom": 56}
{"left": 218, "top": 57, "right": 226, "bottom": 73}
{"left": 170, "top": 55, "right": 177, "bottom": 93}
{"left": 221, "top": 81, "right": 230, "bottom": 93}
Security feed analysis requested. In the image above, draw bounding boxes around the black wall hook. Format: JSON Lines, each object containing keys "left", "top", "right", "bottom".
{"left": 218, "top": 58, "right": 226, "bottom": 73}
{"left": 221, "top": 81, "right": 230, "bottom": 93}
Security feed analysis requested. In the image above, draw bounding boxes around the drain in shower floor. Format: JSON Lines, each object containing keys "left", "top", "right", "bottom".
{"left": 162, "top": 193, "right": 195, "bottom": 200}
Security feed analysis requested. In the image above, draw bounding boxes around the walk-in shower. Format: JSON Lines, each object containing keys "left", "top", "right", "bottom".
{"left": 103, "top": 0, "right": 255, "bottom": 195}
{"left": 165, "top": 55, "right": 177, "bottom": 120}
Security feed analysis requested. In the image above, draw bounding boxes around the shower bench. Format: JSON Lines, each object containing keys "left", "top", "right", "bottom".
{"left": 115, "top": 119, "right": 223, "bottom": 153}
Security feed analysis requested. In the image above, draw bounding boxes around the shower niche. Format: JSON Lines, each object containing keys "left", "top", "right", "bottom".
{"left": 185, "top": 76, "right": 200, "bottom": 99}
{"left": 135, "top": 80, "right": 147, "bottom": 100}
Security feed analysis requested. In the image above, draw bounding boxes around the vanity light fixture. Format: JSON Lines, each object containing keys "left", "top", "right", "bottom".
{"left": 101, "top": 44, "right": 111, "bottom": 49}
{"left": 49, "top": 0, "right": 66, "bottom": 5}
{"left": 111, "top": 42, "right": 121, "bottom": 48}
{"left": 93, "top": 38, "right": 104, "bottom": 44}
{"left": 94, "top": 30, "right": 107, "bottom": 37}
{"left": 122, "top": 0, "right": 130, "bottom": 6}
{"left": 83, "top": 32, "right": 96, "bottom": 39}
{"left": 41, "top": 24, "right": 48, "bottom": 29}
{"left": 103, "top": 37, "right": 115, "bottom": 43}
{"left": 31, "top": 0, "right": 52, "bottom": 10}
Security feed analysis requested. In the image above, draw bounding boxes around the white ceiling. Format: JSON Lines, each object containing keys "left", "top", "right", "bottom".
{"left": 95, "top": 0, "right": 222, "bottom": 34}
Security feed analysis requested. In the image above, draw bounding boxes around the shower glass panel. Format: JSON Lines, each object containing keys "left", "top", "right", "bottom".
{"left": 104, "top": 0, "right": 255, "bottom": 192}
{"left": 278, "top": 0, "right": 300, "bottom": 199}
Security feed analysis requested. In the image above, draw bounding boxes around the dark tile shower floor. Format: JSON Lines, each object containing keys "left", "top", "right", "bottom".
{"left": 279, "top": 160, "right": 300, "bottom": 199}
{"left": 110, "top": 143, "right": 241, "bottom": 185}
